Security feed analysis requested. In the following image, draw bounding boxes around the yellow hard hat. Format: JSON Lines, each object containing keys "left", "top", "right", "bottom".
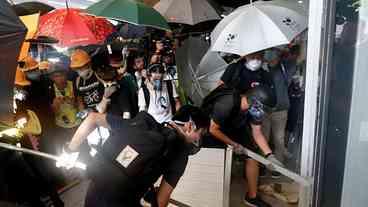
{"left": 70, "top": 49, "right": 91, "bottom": 69}
{"left": 18, "top": 56, "right": 38, "bottom": 72}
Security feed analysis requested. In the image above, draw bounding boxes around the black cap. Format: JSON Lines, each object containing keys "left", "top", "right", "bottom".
{"left": 172, "top": 105, "right": 210, "bottom": 129}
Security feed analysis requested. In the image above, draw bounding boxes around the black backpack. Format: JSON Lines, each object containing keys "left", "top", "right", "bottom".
{"left": 200, "top": 86, "right": 241, "bottom": 120}
{"left": 87, "top": 112, "right": 179, "bottom": 190}
{"left": 141, "top": 80, "right": 176, "bottom": 113}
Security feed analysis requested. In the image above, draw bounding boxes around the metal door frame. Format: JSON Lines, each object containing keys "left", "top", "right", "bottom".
{"left": 299, "top": 0, "right": 332, "bottom": 206}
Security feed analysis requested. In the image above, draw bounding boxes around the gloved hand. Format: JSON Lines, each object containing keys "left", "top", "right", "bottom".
{"left": 140, "top": 188, "right": 158, "bottom": 207}
{"left": 56, "top": 146, "right": 79, "bottom": 170}
{"left": 231, "top": 143, "right": 245, "bottom": 155}
{"left": 103, "top": 85, "right": 118, "bottom": 98}
{"left": 266, "top": 154, "right": 284, "bottom": 171}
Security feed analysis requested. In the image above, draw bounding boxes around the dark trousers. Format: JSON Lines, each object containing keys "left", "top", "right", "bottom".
{"left": 85, "top": 181, "right": 141, "bottom": 207}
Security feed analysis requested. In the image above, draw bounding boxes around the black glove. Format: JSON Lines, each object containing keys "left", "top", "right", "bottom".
{"left": 140, "top": 188, "right": 159, "bottom": 207}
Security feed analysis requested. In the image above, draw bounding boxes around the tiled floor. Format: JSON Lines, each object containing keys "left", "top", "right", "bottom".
{"left": 61, "top": 150, "right": 300, "bottom": 207}
{"left": 61, "top": 173, "right": 298, "bottom": 207}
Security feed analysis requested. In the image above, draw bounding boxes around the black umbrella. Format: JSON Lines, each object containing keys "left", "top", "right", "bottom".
{"left": 0, "top": 0, "right": 27, "bottom": 124}
{"left": 12, "top": 1, "right": 54, "bottom": 16}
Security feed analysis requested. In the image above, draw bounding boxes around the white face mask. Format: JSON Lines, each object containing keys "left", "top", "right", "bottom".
{"left": 245, "top": 59, "right": 262, "bottom": 71}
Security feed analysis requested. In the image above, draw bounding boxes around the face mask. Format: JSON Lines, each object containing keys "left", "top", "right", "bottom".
{"left": 78, "top": 69, "right": 92, "bottom": 79}
{"left": 245, "top": 59, "right": 262, "bottom": 71}
{"left": 153, "top": 79, "right": 162, "bottom": 91}
{"left": 26, "top": 70, "right": 42, "bottom": 81}
{"left": 264, "top": 50, "right": 280, "bottom": 63}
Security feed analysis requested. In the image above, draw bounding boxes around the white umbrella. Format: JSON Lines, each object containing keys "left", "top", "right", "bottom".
{"left": 196, "top": 51, "right": 228, "bottom": 98}
{"left": 176, "top": 36, "right": 210, "bottom": 105}
{"left": 211, "top": 0, "right": 308, "bottom": 56}
{"left": 176, "top": 36, "right": 230, "bottom": 105}
{"left": 154, "top": 0, "right": 220, "bottom": 25}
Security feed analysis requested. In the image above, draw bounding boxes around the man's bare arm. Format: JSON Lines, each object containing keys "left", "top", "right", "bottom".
{"left": 68, "top": 112, "right": 110, "bottom": 151}
{"left": 157, "top": 179, "right": 174, "bottom": 207}
{"left": 250, "top": 124, "right": 272, "bottom": 155}
{"left": 209, "top": 120, "right": 238, "bottom": 146}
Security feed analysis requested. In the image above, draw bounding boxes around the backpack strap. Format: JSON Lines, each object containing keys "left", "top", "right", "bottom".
{"left": 165, "top": 80, "right": 176, "bottom": 114}
{"left": 141, "top": 83, "right": 150, "bottom": 110}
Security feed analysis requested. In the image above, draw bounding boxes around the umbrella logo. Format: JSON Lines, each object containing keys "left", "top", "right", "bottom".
{"left": 225, "top": 33, "right": 237, "bottom": 45}
{"left": 282, "top": 17, "right": 293, "bottom": 26}
{"left": 282, "top": 17, "right": 300, "bottom": 32}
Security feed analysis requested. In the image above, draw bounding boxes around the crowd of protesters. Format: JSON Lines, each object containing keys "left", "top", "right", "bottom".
{"left": 0, "top": 27, "right": 305, "bottom": 206}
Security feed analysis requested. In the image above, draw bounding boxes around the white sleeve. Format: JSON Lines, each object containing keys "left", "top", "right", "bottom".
{"left": 138, "top": 88, "right": 147, "bottom": 111}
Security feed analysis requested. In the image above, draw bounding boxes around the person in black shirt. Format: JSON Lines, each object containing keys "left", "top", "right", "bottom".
{"left": 219, "top": 51, "right": 271, "bottom": 91}
{"left": 56, "top": 105, "right": 209, "bottom": 207}
{"left": 70, "top": 49, "right": 104, "bottom": 111}
{"left": 205, "top": 86, "right": 282, "bottom": 207}
{"left": 94, "top": 42, "right": 139, "bottom": 119}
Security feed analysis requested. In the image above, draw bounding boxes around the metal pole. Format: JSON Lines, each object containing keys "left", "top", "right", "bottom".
{"left": 223, "top": 146, "right": 233, "bottom": 207}
{"left": 0, "top": 142, "right": 86, "bottom": 170}
{"left": 238, "top": 145, "right": 312, "bottom": 187}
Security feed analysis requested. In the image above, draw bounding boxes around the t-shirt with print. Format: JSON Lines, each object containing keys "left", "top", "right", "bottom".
{"left": 221, "top": 59, "right": 271, "bottom": 92}
{"left": 75, "top": 73, "right": 104, "bottom": 109}
{"left": 138, "top": 81, "right": 178, "bottom": 123}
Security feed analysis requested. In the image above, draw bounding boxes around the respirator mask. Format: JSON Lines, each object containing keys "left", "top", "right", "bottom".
{"left": 245, "top": 59, "right": 262, "bottom": 71}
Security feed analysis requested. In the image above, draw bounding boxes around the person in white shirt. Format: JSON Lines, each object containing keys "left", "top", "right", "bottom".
{"left": 133, "top": 52, "right": 148, "bottom": 89}
{"left": 138, "top": 64, "right": 181, "bottom": 123}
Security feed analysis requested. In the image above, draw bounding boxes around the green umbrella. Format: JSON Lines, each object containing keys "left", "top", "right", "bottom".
{"left": 86, "top": 0, "right": 170, "bottom": 31}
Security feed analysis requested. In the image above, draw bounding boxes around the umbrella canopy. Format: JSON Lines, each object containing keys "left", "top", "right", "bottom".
{"left": 211, "top": 0, "right": 307, "bottom": 56}
{"left": 196, "top": 51, "right": 228, "bottom": 98}
{"left": 13, "top": 1, "right": 54, "bottom": 16}
{"left": 18, "top": 13, "right": 40, "bottom": 60}
{"left": 154, "top": 0, "right": 220, "bottom": 25}
{"left": 86, "top": 0, "right": 170, "bottom": 31}
{"left": 118, "top": 23, "right": 147, "bottom": 39}
{"left": 144, "top": 0, "right": 160, "bottom": 6}
{"left": 175, "top": 36, "right": 210, "bottom": 105}
{"left": 37, "top": 8, "right": 115, "bottom": 47}
{"left": 0, "top": 0, "right": 27, "bottom": 124}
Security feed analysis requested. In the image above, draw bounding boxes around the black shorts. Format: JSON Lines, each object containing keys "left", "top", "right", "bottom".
{"left": 85, "top": 181, "right": 142, "bottom": 207}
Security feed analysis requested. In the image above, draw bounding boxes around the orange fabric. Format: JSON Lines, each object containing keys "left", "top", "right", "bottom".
{"left": 70, "top": 49, "right": 91, "bottom": 69}
{"left": 15, "top": 13, "right": 40, "bottom": 85}
{"left": 18, "top": 13, "right": 40, "bottom": 61}
{"left": 18, "top": 55, "right": 39, "bottom": 72}
{"left": 14, "top": 67, "right": 31, "bottom": 86}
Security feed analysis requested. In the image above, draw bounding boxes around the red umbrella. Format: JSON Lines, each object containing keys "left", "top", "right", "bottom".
{"left": 37, "top": 8, "right": 115, "bottom": 47}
